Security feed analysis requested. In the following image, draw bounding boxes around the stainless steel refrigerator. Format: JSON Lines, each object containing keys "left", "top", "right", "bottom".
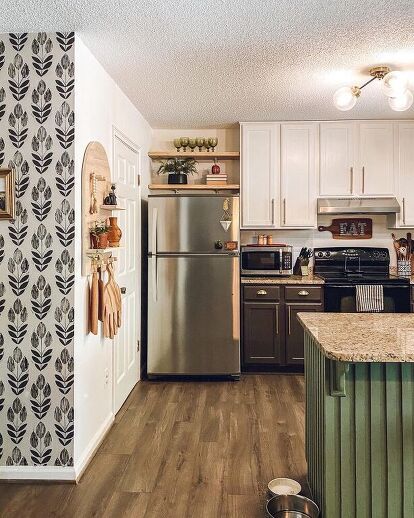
{"left": 147, "top": 193, "right": 240, "bottom": 378}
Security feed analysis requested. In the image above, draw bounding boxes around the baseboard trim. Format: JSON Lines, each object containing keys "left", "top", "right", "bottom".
{"left": 74, "top": 412, "right": 115, "bottom": 482}
{"left": 0, "top": 414, "right": 115, "bottom": 482}
{"left": 0, "top": 466, "right": 76, "bottom": 481}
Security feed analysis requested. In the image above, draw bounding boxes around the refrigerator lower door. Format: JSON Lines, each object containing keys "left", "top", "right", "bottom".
{"left": 148, "top": 255, "right": 240, "bottom": 376}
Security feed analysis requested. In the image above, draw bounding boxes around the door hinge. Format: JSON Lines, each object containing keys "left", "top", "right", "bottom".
{"left": 137, "top": 339, "right": 140, "bottom": 351}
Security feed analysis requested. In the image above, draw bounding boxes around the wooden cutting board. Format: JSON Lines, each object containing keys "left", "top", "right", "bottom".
{"left": 318, "top": 218, "right": 372, "bottom": 239}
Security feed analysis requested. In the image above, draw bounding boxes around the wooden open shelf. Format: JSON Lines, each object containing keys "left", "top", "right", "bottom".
{"left": 86, "top": 247, "right": 124, "bottom": 255}
{"left": 148, "top": 151, "right": 240, "bottom": 160}
{"left": 149, "top": 184, "right": 240, "bottom": 191}
{"left": 100, "top": 205, "right": 126, "bottom": 211}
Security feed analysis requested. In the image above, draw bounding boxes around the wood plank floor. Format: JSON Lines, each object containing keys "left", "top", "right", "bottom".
{"left": 0, "top": 374, "right": 308, "bottom": 518}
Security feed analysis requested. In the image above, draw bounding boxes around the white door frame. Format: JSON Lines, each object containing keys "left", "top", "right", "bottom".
{"left": 111, "top": 126, "right": 141, "bottom": 414}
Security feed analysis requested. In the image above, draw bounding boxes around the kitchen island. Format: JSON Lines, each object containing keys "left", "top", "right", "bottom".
{"left": 298, "top": 313, "right": 414, "bottom": 518}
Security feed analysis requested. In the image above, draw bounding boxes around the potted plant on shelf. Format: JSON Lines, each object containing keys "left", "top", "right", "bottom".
{"left": 156, "top": 157, "right": 197, "bottom": 185}
{"left": 90, "top": 221, "right": 110, "bottom": 249}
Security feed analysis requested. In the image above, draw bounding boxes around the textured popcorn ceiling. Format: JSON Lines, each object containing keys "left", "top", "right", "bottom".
{"left": 2, "top": 0, "right": 414, "bottom": 127}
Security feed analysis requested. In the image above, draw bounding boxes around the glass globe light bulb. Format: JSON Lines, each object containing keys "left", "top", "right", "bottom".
{"left": 388, "top": 89, "right": 414, "bottom": 111}
{"left": 333, "top": 86, "right": 358, "bottom": 111}
{"left": 383, "top": 71, "right": 408, "bottom": 98}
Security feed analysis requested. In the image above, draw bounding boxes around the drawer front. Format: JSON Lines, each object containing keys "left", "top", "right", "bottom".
{"left": 243, "top": 285, "right": 281, "bottom": 302}
{"left": 285, "top": 286, "right": 322, "bottom": 302}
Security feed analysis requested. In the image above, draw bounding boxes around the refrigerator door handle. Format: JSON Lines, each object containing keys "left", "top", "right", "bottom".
{"left": 151, "top": 207, "right": 158, "bottom": 255}
{"left": 151, "top": 255, "right": 158, "bottom": 301}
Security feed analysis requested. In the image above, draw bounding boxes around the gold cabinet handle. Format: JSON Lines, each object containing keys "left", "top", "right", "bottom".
{"left": 298, "top": 290, "right": 309, "bottom": 296}
{"left": 271, "top": 198, "right": 275, "bottom": 225}
{"left": 362, "top": 166, "right": 365, "bottom": 193}
{"left": 283, "top": 198, "right": 286, "bottom": 225}
{"left": 257, "top": 289, "right": 267, "bottom": 296}
{"left": 288, "top": 306, "right": 291, "bottom": 334}
{"left": 350, "top": 166, "right": 354, "bottom": 194}
{"left": 403, "top": 197, "right": 406, "bottom": 224}
{"left": 275, "top": 305, "right": 279, "bottom": 334}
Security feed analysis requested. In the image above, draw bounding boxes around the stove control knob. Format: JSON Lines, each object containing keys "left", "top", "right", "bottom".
{"left": 325, "top": 251, "right": 331, "bottom": 257}
{"left": 317, "top": 251, "right": 324, "bottom": 258}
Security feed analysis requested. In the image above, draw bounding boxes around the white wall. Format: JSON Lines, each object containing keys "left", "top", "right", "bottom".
{"left": 74, "top": 36, "right": 152, "bottom": 473}
{"left": 151, "top": 128, "right": 239, "bottom": 184}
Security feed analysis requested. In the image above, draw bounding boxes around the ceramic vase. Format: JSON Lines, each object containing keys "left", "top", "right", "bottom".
{"left": 397, "top": 259, "right": 411, "bottom": 277}
{"left": 108, "top": 217, "right": 122, "bottom": 247}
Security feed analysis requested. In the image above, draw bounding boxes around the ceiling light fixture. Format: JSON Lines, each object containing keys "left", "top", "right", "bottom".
{"left": 333, "top": 66, "right": 413, "bottom": 112}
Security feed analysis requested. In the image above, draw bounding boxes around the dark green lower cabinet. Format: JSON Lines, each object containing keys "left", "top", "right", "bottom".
{"left": 286, "top": 303, "right": 323, "bottom": 364}
{"left": 305, "top": 332, "right": 414, "bottom": 518}
{"left": 242, "top": 284, "right": 323, "bottom": 368}
{"left": 243, "top": 302, "right": 282, "bottom": 364}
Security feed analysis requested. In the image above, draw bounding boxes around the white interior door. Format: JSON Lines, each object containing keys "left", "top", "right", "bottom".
{"left": 112, "top": 132, "right": 141, "bottom": 413}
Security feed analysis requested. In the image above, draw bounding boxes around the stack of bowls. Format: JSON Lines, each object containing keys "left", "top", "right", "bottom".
{"left": 266, "top": 478, "right": 319, "bottom": 518}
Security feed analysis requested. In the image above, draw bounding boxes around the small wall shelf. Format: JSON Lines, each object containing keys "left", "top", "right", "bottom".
{"left": 149, "top": 184, "right": 240, "bottom": 191}
{"left": 148, "top": 151, "right": 240, "bottom": 160}
{"left": 86, "top": 247, "right": 124, "bottom": 255}
{"left": 100, "top": 205, "right": 126, "bottom": 211}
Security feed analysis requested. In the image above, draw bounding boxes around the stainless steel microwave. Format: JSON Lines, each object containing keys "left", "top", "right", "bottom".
{"left": 241, "top": 246, "right": 293, "bottom": 276}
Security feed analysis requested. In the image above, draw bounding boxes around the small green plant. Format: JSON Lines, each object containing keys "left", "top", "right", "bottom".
{"left": 157, "top": 157, "right": 198, "bottom": 176}
{"left": 90, "top": 221, "right": 110, "bottom": 235}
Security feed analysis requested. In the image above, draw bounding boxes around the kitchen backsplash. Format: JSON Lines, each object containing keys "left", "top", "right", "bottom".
{"left": 241, "top": 215, "right": 402, "bottom": 267}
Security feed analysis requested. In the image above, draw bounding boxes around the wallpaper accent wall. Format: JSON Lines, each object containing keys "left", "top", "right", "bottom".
{"left": 0, "top": 32, "right": 75, "bottom": 467}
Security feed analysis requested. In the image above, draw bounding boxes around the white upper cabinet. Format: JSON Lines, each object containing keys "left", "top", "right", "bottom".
{"left": 241, "top": 123, "right": 279, "bottom": 228}
{"left": 356, "top": 122, "right": 395, "bottom": 196}
{"left": 319, "top": 122, "right": 355, "bottom": 196}
{"left": 280, "top": 123, "right": 317, "bottom": 227}
{"left": 396, "top": 122, "right": 414, "bottom": 227}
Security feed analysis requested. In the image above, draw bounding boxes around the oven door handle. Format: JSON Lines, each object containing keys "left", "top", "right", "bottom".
{"left": 325, "top": 284, "right": 409, "bottom": 289}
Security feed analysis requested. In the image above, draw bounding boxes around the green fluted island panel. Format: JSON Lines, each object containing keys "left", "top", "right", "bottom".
{"left": 305, "top": 333, "right": 414, "bottom": 518}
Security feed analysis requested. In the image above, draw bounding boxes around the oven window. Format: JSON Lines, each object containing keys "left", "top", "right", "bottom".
{"left": 242, "top": 252, "right": 280, "bottom": 271}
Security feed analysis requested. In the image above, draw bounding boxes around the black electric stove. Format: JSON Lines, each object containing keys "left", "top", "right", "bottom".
{"left": 314, "top": 247, "right": 410, "bottom": 312}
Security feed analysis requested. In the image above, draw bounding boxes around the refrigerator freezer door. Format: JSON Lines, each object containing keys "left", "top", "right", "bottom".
{"left": 148, "top": 255, "right": 240, "bottom": 375}
{"left": 148, "top": 195, "right": 239, "bottom": 254}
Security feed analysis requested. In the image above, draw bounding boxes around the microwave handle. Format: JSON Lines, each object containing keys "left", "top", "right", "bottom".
{"left": 279, "top": 250, "right": 283, "bottom": 273}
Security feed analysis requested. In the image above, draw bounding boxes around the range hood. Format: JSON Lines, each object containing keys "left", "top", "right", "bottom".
{"left": 318, "top": 197, "right": 400, "bottom": 215}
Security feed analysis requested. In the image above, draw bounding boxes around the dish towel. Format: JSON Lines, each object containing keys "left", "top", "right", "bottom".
{"left": 356, "top": 284, "right": 384, "bottom": 312}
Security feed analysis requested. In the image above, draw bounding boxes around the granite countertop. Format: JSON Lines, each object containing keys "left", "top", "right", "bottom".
{"left": 241, "top": 275, "right": 324, "bottom": 285}
{"left": 298, "top": 312, "right": 414, "bottom": 363}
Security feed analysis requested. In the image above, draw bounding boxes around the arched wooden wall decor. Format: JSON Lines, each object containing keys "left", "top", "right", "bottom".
{"left": 81, "top": 141, "right": 112, "bottom": 275}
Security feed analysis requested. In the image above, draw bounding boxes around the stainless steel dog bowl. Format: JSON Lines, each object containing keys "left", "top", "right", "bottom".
{"left": 266, "top": 495, "right": 319, "bottom": 518}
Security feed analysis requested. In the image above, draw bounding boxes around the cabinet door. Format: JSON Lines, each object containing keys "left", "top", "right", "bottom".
{"left": 319, "top": 122, "right": 355, "bottom": 196}
{"left": 357, "top": 122, "right": 395, "bottom": 195}
{"left": 241, "top": 123, "right": 279, "bottom": 228}
{"left": 285, "top": 303, "right": 323, "bottom": 365}
{"left": 281, "top": 124, "right": 317, "bottom": 227}
{"left": 397, "top": 122, "right": 414, "bottom": 226}
{"left": 243, "top": 302, "right": 282, "bottom": 365}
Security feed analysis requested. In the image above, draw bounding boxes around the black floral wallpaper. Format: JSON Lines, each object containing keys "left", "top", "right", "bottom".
{"left": 0, "top": 32, "right": 75, "bottom": 467}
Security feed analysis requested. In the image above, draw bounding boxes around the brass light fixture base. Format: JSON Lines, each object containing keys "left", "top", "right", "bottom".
{"left": 351, "top": 86, "right": 361, "bottom": 97}
{"left": 369, "top": 66, "right": 391, "bottom": 79}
